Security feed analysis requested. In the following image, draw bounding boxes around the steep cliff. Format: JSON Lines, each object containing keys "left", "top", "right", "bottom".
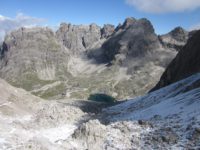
{"left": 0, "top": 27, "right": 70, "bottom": 93}
{"left": 151, "top": 30, "right": 200, "bottom": 91}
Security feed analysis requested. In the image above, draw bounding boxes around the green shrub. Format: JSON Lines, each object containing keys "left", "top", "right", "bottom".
{"left": 88, "top": 93, "right": 116, "bottom": 103}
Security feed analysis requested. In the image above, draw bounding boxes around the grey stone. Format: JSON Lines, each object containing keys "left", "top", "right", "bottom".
{"left": 101, "top": 24, "right": 115, "bottom": 38}
{"left": 0, "top": 27, "right": 70, "bottom": 91}
{"left": 159, "top": 27, "right": 189, "bottom": 51}
{"left": 151, "top": 30, "right": 200, "bottom": 91}
{"left": 100, "top": 18, "right": 162, "bottom": 64}
{"left": 56, "top": 23, "right": 102, "bottom": 54}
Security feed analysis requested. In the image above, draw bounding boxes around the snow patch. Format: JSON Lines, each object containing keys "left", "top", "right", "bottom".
{"left": 104, "top": 73, "right": 200, "bottom": 122}
{"left": 39, "top": 125, "right": 77, "bottom": 143}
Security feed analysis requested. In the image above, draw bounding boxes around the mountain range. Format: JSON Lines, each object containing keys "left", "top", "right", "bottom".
{"left": 0, "top": 17, "right": 200, "bottom": 149}
{"left": 0, "top": 17, "right": 192, "bottom": 100}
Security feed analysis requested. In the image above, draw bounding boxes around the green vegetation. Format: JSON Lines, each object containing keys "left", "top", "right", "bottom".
{"left": 88, "top": 93, "right": 116, "bottom": 103}
{"left": 34, "top": 83, "right": 66, "bottom": 99}
{"left": 9, "top": 73, "right": 54, "bottom": 91}
{"left": 7, "top": 64, "right": 141, "bottom": 100}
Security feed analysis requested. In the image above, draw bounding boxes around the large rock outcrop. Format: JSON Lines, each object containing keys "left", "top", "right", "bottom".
{"left": 56, "top": 23, "right": 103, "bottom": 54}
{"left": 0, "top": 27, "right": 70, "bottom": 91}
{"left": 99, "top": 17, "right": 162, "bottom": 64}
{"left": 101, "top": 24, "right": 115, "bottom": 38}
{"left": 151, "top": 30, "right": 200, "bottom": 91}
{"left": 159, "top": 27, "right": 189, "bottom": 51}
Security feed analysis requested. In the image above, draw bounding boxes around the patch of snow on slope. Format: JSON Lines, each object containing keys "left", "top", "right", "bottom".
{"left": 90, "top": 73, "right": 200, "bottom": 149}
{"left": 103, "top": 73, "right": 200, "bottom": 122}
{"left": 39, "top": 125, "right": 77, "bottom": 143}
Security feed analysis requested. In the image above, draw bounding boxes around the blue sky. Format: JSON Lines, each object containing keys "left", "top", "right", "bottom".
{"left": 0, "top": 0, "right": 200, "bottom": 35}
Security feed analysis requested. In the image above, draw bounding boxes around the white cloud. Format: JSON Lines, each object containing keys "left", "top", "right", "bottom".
{"left": 126, "top": 0, "right": 200, "bottom": 13}
{"left": 0, "top": 13, "right": 45, "bottom": 42}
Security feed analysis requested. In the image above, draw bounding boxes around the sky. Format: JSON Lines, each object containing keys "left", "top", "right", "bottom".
{"left": 0, "top": 0, "right": 200, "bottom": 41}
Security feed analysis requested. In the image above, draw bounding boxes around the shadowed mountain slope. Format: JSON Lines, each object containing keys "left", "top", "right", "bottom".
{"left": 151, "top": 30, "right": 200, "bottom": 92}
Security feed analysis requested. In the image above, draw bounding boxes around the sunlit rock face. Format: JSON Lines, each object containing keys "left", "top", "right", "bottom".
{"left": 0, "top": 27, "right": 70, "bottom": 91}
{"left": 56, "top": 23, "right": 103, "bottom": 54}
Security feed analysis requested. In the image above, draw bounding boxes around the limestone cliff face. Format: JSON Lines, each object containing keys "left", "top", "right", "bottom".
{"left": 0, "top": 27, "right": 70, "bottom": 91}
{"left": 151, "top": 30, "right": 200, "bottom": 92}
{"left": 56, "top": 23, "right": 103, "bottom": 54}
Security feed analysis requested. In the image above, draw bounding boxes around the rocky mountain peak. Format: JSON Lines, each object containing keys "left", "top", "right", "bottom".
{"left": 101, "top": 24, "right": 115, "bottom": 38}
{"left": 169, "top": 26, "right": 188, "bottom": 42}
{"left": 56, "top": 22, "right": 102, "bottom": 53}
{"left": 98, "top": 18, "right": 161, "bottom": 64}
{"left": 0, "top": 26, "right": 70, "bottom": 91}
{"left": 159, "top": 26, "right": 189, "bottom": 51}
{"left": 121, "top": 17, "right": 137, "bottom": 29}
{"left": 4, "top": 27, "right": 55, "bottom": 49}
{"left": 89, "top": 23, "right": 99, "bottom": 31}
{"left": 171, "top": 26, "right": 186, "bottom": 34}
{"left": 59, "top": 22, "right": 71, "bottom": 31}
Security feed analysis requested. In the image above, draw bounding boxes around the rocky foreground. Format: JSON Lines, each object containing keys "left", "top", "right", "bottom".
{"left": 0, "top": 78, "right": 89, "bottom": 149}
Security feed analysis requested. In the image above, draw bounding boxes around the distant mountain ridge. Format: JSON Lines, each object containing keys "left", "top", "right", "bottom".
{"left": 159, "top": 27, "right": 189, "bottom": 51}
{"left": 0, "top": 17, "right": 193, "bottom": 100}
